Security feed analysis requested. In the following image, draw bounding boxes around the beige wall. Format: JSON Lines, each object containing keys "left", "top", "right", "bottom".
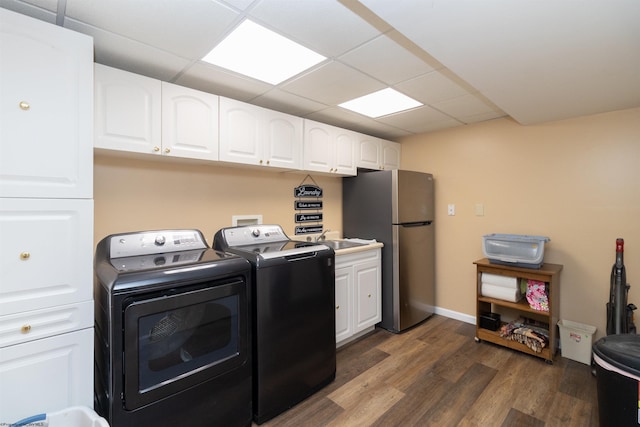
{"left": 399, "top": 107, "right": 640, "bottom": 339}
{"left": 93, "top": 155, "right": 343, "bottom": 248}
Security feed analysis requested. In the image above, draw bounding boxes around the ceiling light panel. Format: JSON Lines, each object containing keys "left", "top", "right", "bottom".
{"left": 339, "top": 88, "right": 422, "bottom": 118}
{"left": 202, "top": 20, "right": 326, "bottom": 85}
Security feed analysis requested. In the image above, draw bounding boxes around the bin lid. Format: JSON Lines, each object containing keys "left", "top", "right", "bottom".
{"left": 592, "top": 334, "right": 640, "bottom": 376}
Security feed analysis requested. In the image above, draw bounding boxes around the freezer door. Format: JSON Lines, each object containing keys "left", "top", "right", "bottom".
{"left": 394, "top": 223, "right": 435, "bottom": 331}
{"left": 394, "top": 170, "right": 434, "bottom": 224}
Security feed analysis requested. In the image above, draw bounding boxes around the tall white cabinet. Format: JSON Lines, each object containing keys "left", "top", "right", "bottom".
{"left": 0, "top": 8, "right": 94, "bottom": 422}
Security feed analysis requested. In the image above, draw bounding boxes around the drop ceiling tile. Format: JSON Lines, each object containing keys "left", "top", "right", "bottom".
{"left": 432, "top": 94, "right": 503, "bottom": 123}
{"left": 338, "top": 34, "right": 435, "bottom": 85}
{"left": 377, "top": 105, "right": 463, "bottom": 134}
{"left": 249, "top": 0, "right": 380, "bottom": 57}
{"left": 281, "top": 61, "right": 385, "bottom": 106}
{"left": 175, "top": 62, "right": 272, "bottom": 102}
{"left": 0, "top": 0, "right": 57, "bottom": 23}
{"left": 394, "top": 70, "right": 472, "bottom": 105}
{"left": 305, "top": 107, "right": 410, "bottom": 140}
{"left": 251, "top": 89, "right": 328, "bottom": 117}
{"left": 64, "top": 0, "right": 240, "bottom": 59}
{"left": 64, "top": 19, "right": 191, "bottom": 81}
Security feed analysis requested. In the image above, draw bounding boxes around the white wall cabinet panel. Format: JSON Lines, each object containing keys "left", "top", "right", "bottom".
{"left": 0, "top": 328, "right": 94, "bottom": 423}
{"left": 381, "top": 139, "right": 401, "bottom": 170}
{"left": 0, "top": 198, "right": 93, "bottom": 316}
{"left": 263, "top": 109, "right": 303, "bottom": 169}
{"left": 161, "top": 82, "right": 219, "bottom": 160}
{"left": 335, "top": 247, "right": 382, "bottom": 347}
{"left": 219, "top": 97, "right": 302, "bottom": 169}
{"left": 0, "top": 10, "right": 94, "bottom": 420}
{"left": 356, "top": 135, "right": 401, "bottom": 170}
{"left": 335, "top": 266, "right": 352, "bottom": 344}
{"left": 94, "top": 63, "right": 162, "bottom": 154}
{"left": 303, "top": 120, "right": 356, "bottom": 176}
{"left": 0, "top": 8, "right": 93, "bottom": 199}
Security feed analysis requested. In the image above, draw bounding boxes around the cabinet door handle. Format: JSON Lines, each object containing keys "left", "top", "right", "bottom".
{"left": 266, "top": 160, "right": 270, "bottom": 165}
{"left": 368, "top": 294, "right": 372, "bottom": 298}
{"left": 21, "top": 325, "right": 32, "bottom": 333}
{"left": 153, "top": 146, "right": 160, "bottom": 152}
{"left": 164, "top": 148, "right": 170, "bottom": 154}
{"left": 20, "top": 251, "right": 30, "bottom": 260}
{"left": 19, "top": 101, "right": 30, "bottom": 110}
{"left": 336, "top": 305, "right": 340, "bottom": 310}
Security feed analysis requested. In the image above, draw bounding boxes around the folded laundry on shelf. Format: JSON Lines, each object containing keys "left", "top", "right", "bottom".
{"left": 481, "top": 283, "right": 522, "bottom": 302}
{"left": 481, "top": 273, "right": 519, "bottom": 288}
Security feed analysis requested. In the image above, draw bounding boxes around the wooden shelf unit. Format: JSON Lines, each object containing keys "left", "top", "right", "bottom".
{"left": 474, "top": 258, "right": 563, "bottom": 363}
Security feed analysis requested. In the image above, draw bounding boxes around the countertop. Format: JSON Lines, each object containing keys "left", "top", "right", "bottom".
{"left": 333, "top": 240, "right": 384, "bottom": 256}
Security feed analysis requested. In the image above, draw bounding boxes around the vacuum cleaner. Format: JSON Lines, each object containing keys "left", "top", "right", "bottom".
{"left": 606, "top": 238, "right": 636, "bottom": 335}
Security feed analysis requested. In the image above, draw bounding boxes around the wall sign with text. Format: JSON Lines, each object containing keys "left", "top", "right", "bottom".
{"left": 294, "top": 178, "right": 323, "bottom": 235}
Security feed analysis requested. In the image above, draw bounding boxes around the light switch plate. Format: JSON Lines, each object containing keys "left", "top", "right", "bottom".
{"left": 447, "top": 204, "right": 455, "bottom": 216}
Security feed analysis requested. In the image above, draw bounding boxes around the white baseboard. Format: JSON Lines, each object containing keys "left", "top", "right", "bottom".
{"left": 434, "top": 306, "right": 475, "bottom": 325}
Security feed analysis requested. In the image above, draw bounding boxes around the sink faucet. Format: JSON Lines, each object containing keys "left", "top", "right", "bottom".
{"left": 315, "top": 229, "right": 331, "bottom": 242}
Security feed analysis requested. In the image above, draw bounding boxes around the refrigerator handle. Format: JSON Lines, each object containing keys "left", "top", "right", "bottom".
{"left": 394, "top": 221, "right": 433, "bottom": 227}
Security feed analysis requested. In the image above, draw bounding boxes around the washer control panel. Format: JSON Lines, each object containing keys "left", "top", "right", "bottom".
{"left": 220, "top": 224, "right": 288, "bottom": 246}
{"left": 109, "top": 229, "right": 207, "bottom": 258}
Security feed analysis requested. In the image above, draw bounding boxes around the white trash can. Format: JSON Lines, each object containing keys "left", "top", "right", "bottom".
{"left": 557, "top": 319, "right": 596, "bottom": 365}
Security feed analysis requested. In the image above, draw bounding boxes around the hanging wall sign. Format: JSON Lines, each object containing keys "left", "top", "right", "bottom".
{"left": 295, "top": 225, "right": 323, "bottom": 235}
{"left": 294, "top": 185, "right": 323, "bottom": 198}
{"left": 294, "top": 176, "right": 323, "bottom": 235}
{"left": 295, "top": 213, "right": 323, "bottom": 223}
{"left": 295, "top": 200, "right": 323, "bottom": 210}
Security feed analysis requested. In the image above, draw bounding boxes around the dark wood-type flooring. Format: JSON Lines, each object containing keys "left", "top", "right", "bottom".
{"left": 259, "top": 315, "right": 598, "bottom": 427}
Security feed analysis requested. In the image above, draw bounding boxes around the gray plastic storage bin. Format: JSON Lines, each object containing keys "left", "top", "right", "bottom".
{"left": 482, "top": 234, "right": 550, "bottom": 269}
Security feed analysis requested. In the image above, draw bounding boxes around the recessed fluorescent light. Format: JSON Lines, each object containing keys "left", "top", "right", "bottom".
{"left": 202, "top": 20, "right": 326, "bottom": 85}
{"left": 339, "top": 88, "right": 423, "bottom": 118}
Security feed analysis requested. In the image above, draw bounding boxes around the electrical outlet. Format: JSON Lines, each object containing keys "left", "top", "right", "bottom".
{"left": 447, "top": 204, "right": 455, "bottom": 216}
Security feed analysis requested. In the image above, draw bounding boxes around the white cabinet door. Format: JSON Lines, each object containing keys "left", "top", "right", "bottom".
{"left": 263, "top": 109, "right": 302, "bottom": 169}
{"left": 220, "top": 97, "right": 302, "bottom": 169}
{"left": 334, "top": 129, "right": 357, "bottom": 175}
{"left": 0, "top": 8, "right": 93, "bottom": 199}
{"left": 0, "top": 198, "right": 93, "bottom": 316}
{"left": 94, "top": 63, "right": 162, "bottom": 154}
{"left": 219, "top": 98, "right": 262, "bottom": 165}
{"left": 353, "top": 259, "right": 382, "bottom": 332}
{"left": 0, "top": 328, "right": 93, "bottom": 423}
{"left": 303, "top": 120, "right": 356, "bottom": 176}
{"left": 162, "top": 82, "right": 219, "bottom": 161}
{"left": 381, "top": 139, "right": 401, "bottom": 170}
{"left": 335, "top": 266, "right": 352, "bottom": 343}
{"left": 356, "top": 135, "right": 401, "bottom": 170}
{"left": 356, "top": 135, "right": 382, "bottom": 170}
{"left": 303, "top": 121, "right": 333, "bottom": 172}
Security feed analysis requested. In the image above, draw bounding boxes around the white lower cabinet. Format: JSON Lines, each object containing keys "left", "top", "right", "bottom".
{"left": 335, "top": 247, "right": 382, "bottom": 347}
{"left": 0, "top": 328, "right": 94, "bottom": 422}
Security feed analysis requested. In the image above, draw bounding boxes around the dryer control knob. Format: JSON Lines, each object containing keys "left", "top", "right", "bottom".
{"left": 155, "top": 235, "right": 166, "bottom": 246}
{"left": 251, "top": 229, "right": 260, "bottom": 237}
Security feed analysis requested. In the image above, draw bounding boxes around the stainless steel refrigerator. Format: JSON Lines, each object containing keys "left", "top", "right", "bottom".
{"left": 343, "top": 170, "right": 435, "bottom": 333}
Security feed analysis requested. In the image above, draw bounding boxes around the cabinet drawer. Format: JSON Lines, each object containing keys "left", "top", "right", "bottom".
{"left": 0, "top": 328, "right": 93, "bottom": 422}
{"left": 335, "top": 247, "right": 380, "bottom": 267}
{"left": 0, "top": 199, "right": 93, "bottom": 315}
{"left": 0, "top": 300, "right": 93, "bottom": 348}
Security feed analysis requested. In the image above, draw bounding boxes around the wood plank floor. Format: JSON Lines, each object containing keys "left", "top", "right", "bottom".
{"left": 259, "top": 315, "right": 599, "bottom": 427}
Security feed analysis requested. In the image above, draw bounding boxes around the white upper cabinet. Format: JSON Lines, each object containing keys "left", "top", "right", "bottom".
{"left": 356, "top": 135, "right": 401, "bottom": 170}
{"left": 161, "top": 82, "right": 219, "bottom": 161}
{"left": 0, "top": 8, "right": 93, "bottom": 199}
{"left": 94, "top": 63, "right": 161, "bottom": 154}
{"left": 219, "top": 97, "right": 302, "bottom": 169}
{"left": 303, "top": 120, "right": 356, "bottom": 176}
